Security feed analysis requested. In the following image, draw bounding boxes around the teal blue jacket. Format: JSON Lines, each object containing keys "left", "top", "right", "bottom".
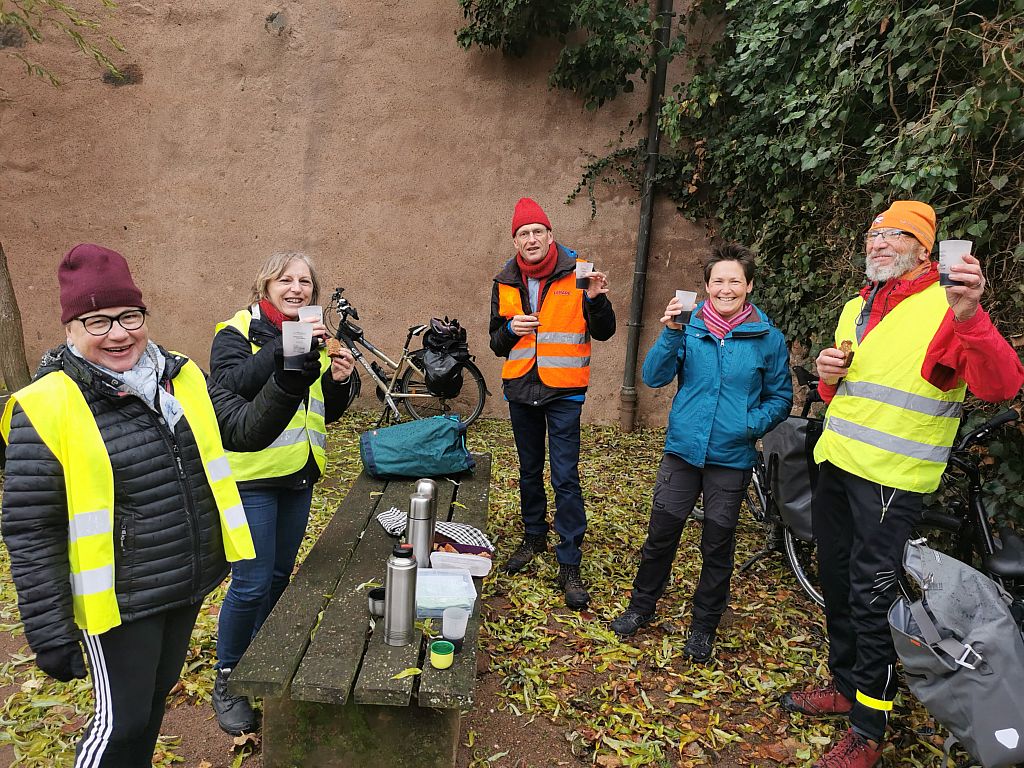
{"left": 642, "top": 302, "right": 792, "bottom": 469}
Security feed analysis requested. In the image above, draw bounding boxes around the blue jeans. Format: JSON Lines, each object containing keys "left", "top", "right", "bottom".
{"left": 508, "top": 399, "right": 586, "bottom": 565}
{"left": 216, "top": 486, "right": 313, "bottom": 669}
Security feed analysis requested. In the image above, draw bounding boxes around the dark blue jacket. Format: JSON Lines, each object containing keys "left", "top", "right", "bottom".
{"left": 642, "top": 302, "right": 792, "bottom": 469}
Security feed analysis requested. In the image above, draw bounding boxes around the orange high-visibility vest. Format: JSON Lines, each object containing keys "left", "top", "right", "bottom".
{"left": 497, "top": 270, "right": 591, "bottom": 388}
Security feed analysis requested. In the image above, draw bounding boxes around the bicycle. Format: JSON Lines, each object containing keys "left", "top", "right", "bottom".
{"left": 741, "top": 365, "right": 825, "bottom": 607}
{"left": 324, "top": 287, "right": 488, "bottom": 427}
{"left": 917, "top": 406, "right": 1024, "bottom": 624}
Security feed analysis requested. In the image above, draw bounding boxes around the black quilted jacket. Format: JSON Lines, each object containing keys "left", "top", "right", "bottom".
{"left": 0, "top": 345, "right": 303, "bottom": 653}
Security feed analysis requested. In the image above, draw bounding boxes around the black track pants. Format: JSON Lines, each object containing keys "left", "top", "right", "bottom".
{"left": 74, "top": 602, "right": 202, "bottom": 768}
{"left": 813, "top": 461, "right": 922, "bottom": 742}
{"left": 630, "top": 453, "right": 750, "bottom": 631}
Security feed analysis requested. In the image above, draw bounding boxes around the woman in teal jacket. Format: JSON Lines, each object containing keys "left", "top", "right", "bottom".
{"left": 610, "top": 243, "right": 792, "bottom": 662}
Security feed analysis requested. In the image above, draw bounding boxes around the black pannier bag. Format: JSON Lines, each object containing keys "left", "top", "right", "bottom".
{"left": 759, "top": 415, "right": 822, "bottom": 542}
{"left": 420, "top": 317, "right": 470, "bottom": 398}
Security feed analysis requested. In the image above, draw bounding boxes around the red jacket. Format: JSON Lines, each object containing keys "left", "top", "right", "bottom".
{"left": 819, "top": 263, "right": 1024, "bottom": 404}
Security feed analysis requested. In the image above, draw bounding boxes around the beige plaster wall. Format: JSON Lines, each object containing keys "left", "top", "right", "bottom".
{"left": 0, "top": 0, "right": 711, "bottom": 424}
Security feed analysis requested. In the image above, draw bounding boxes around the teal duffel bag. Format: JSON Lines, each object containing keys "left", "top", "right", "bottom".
{"left": 359, "top": 415, "right": 475, "bottom": 479}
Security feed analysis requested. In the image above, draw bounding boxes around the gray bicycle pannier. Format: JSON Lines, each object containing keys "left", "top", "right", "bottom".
{"left": 888, "top": 538, "right": 1024, "bottom": 768}
{"left": 760, "top": 415, "right": 821, "bottom": 542}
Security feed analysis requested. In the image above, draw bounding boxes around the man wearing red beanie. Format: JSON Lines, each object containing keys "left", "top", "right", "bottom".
{"left": 489, "top": 197, "right": 616, "bottom": 609}
{"left": 1, "top": 243, "right": 322, "bottom": 765}
{"left": 780, "top": 203, "right": 1024, "bottom": 767}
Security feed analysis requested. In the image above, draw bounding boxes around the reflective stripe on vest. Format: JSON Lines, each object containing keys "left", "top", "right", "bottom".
{"left": 814, "top": 282, "right": 966, "bottom": 493}
{"left": 215, "top": 309, "right": 330, "bottom": 482}
{"left": 0, "top": 362, "right": 255, "bottom": 635}
{"left": 497, "top": 267, "right": 591, "bottom": 388}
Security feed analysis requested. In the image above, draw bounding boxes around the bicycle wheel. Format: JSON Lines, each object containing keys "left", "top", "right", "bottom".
{"left": 783, "top": 527, "right": 824, "bottom": 608}
{"left": 399, "top": 360, "right": 487, "bottom": 426}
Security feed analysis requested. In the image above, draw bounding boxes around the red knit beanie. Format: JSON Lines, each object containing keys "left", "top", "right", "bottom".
{"left": 58, "top": 244, "right": 146, "bottom": 324}
{"left": 511, "top": 197, "right": 552, "bottom": 236}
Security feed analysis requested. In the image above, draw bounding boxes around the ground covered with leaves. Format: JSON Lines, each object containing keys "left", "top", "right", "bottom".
{"left": 0, "top": 413, "right": 976, "bottom": 766}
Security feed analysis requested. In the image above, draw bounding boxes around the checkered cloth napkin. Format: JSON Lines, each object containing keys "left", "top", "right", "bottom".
{"left": 376, "top": 506, "right": 495, "bottom": 552}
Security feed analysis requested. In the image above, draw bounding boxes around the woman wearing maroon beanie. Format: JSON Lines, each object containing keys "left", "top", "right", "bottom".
{"left": 0, "top": 244, "right": 322, "bottom": 767}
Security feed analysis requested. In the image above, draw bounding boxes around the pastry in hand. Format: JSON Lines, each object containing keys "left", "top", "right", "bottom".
{"left": 326, "top": 337, "right": 343, "bottom": 358}
{"left": 839, "top": 339, "right": 855, "bottom": 368}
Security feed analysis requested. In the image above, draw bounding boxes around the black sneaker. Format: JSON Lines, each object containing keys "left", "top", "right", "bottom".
{"left": 212, "top": 668, "right": 259, "bottom": 735}
{"left": 556, "top": 563, "right": 590, "bottom": 610}
{"left": 610, "top": 608, "right": 654, "bottom": 637}
{"left": 504, "top": 534, "right": 548, "bottom": 574}
{"left": 683, "top": 629, "right": 715, "bottom": 662}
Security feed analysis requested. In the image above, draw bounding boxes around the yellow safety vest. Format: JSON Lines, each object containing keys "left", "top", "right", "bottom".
{"left": 497, "top": 267, "right": 591, "bottom": 388}
{"left": 0, "top": 360, "right": 255, "bottom": 636}
{"left": 814, "top": 282, "right": 966, "bottom": 493}
{"left": 215, "top": 309, "right": 330, "bottom": 482}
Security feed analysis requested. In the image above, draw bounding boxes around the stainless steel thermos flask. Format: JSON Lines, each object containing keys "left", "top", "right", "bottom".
{"left": 406, "top": 492, "right": 435, "bottom": 569}
{"left": 384, "top": 543, "right": 417, "bottom": 646}
{"left": 415, "top": 478, "right": 439, "bottom": 523}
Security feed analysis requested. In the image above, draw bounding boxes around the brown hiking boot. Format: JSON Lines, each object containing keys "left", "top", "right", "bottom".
{"left": 812, "top": 729, "right": 882, "bottom": 768}
{"left": 780, "top": 681, "right": 853, "bottom": 717}
{"left": 504, "top": 534, "right": 547, "bottom": 574}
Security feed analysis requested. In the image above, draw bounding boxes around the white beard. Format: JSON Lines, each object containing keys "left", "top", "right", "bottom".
{"left": 865, "top": 250, "right": 920, "bottom": 282}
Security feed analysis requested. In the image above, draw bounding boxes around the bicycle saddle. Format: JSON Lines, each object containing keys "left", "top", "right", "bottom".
{"left": 983, "top": 526, "right": 1024, "bottom": 579}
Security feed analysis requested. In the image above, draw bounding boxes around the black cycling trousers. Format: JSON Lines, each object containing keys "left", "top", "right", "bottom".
{"left": 814, "top": 461, "right": 922, "bottom": 742}
{"left": 630, "top": 453, "right": 750, "bottom": 631}
{"left": 74, "top": 602, "right": 202, "bottom": 768}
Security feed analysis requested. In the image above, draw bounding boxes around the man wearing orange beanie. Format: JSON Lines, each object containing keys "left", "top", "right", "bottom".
{"left": 489, "top": 197, "right": 616, "bottom": 609}
{"left": 780, "top": 202, "right": 1024, "bottom": 767}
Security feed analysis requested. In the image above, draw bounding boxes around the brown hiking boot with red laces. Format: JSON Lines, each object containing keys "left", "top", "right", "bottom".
{"left": 780, "top": 681, "right": 853, "bottom": 717}
{"left": 812, "top": 729, "right": 882, "bottom": 768}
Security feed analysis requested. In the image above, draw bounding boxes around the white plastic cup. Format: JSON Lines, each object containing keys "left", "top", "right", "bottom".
{"left": 442, "top": 606, "right": 470, "bottom": 652}
{"left": 674, "top": 290, "right": 698, "bottom": 323}
{"left": 297, "top": 305, "right": 323, "bottom": 323}
{"left": 575, "top": 261, "right": 594, "bottom": 289}
{"left": 281, "top": 321, "right": 314, "bottom": 370}
{"left": 938, "top": 240, "right": 972, "bottom": 287}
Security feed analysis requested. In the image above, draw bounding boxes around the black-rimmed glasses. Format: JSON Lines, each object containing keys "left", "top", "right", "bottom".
{"left": 863, "top": 229, "right": 912, "bottom": 245}
{"left": 76, "top": 309, "right": 147, "bottom": 336}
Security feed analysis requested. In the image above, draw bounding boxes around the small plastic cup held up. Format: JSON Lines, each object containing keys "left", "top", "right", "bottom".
{"left": 281, "top": 321, "right": 314, "bottom": 370}
{"left": 297, "top": 305, "right": 323, "bottom": 323}
{"left": 674, "top": 290, "right": 698, "bottom": 324}
{"left": 575, "top": 261, "right": 595, "bottom": 290}
{"left": 430, "top": 640, "right": 455, "bottom": 670}
{"left": 442, "top": 606, "right": 470, "bottom": 652}
{"left": 938, "top": 240, "right": 972, "bottom": 287}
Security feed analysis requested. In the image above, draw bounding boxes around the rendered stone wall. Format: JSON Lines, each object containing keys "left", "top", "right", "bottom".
{"left": 0, "top": 1, "right": 709, "bottom": 423}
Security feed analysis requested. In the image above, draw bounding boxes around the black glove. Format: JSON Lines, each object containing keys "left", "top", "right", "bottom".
{"left": 36, "top": 641, "right": 87, "bottom": 682}
{"left": 273, "top": 346, "right": 322, "bottom": 395}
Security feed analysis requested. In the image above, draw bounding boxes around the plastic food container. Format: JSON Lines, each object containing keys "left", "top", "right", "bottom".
{"left": 415, "top": 568, "right": 477, "bottom": 619}
{"left": 429, "top": 550, "right": 493, "bottom": 577}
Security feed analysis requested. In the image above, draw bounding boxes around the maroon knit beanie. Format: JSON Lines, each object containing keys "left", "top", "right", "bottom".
{"left": 511, "top": 197, "right": 552, "bottom": 236}
{"left": 58, "top": 244, "right": 146, "bottom": 324}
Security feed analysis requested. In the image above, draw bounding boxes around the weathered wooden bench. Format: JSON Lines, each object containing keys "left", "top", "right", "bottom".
{"left": 230, "top": 453, "right": 491, "bottom": 768}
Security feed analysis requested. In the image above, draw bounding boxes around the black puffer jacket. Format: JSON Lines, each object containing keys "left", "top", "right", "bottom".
{"left": 0, "top": 345, "right": 303, "bottom": 654}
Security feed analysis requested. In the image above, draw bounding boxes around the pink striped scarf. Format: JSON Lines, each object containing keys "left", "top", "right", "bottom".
{"left": 702, "top": 301, "right": 754, "bottom": 339}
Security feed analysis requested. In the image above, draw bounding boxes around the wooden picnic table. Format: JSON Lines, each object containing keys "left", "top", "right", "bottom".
{"left": 230, "top": 453, "right": 491, "bottom": 768}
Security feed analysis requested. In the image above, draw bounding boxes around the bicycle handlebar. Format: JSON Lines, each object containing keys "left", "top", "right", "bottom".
{"left": 954, "top": 407, "right": 1020, "bottom": 453}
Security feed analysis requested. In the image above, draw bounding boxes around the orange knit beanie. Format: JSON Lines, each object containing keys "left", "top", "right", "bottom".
{"left": 869, "top": 201, "right": 936, "bottom": 252}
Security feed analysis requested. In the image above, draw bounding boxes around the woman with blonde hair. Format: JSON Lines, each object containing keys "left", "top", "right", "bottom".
{"left": 208, "top": 251, "right": 359, "bottom": 734}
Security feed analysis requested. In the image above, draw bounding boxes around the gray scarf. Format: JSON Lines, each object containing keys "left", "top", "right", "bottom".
{"left": 67, "top": 341, "right": 185, "bottom": 429}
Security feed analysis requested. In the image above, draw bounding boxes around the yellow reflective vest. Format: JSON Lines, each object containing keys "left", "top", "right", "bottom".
{"left": 0, "top": 360, "right": 255, "bottom": 636}
{"left": 215, "top": 309, "right": 330, "bottom": 482}
{"left": 814, "top": 282, "right": 966, "bottom": 493}
{"left": 497, "top": 268, "right": 591, "bottom": 388}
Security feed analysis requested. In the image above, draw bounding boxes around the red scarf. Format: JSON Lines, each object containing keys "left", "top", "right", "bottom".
{"left": 258, "top": 299, "right": 288, "bottom": 330}
{"left": 702, "top": 300, "right": 754, "bottom": 339}
{"left": 516, "top": 242, "right": 558, "bottom": 306}
{"left": 516, "top": 242, "right": 558, "bottom": 280}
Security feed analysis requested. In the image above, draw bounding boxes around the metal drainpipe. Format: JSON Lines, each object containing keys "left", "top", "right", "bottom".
{"left": 620, "top": 0, "right": 675, "bottom": 432}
